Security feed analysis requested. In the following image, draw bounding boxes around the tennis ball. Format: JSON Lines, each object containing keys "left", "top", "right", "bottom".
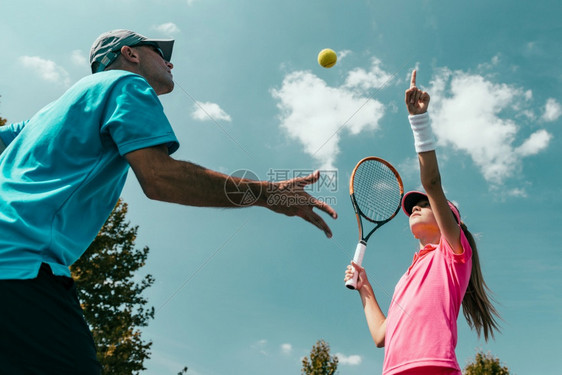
{"left": 318, "top": 48, "right": 337, "bottom": 68}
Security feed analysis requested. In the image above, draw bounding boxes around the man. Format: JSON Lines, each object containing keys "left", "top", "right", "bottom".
{"left": 0, "top": 29, "right": 337, "bottom": 373}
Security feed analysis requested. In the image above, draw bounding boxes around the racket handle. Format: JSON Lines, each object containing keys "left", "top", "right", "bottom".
{"left": 345, "top": 241, "right": 367, "bottom": 290}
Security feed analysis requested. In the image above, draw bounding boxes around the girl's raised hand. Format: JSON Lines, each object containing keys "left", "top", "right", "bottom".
{"left": 405, "top": 70, "right": 430, "bottom": 115}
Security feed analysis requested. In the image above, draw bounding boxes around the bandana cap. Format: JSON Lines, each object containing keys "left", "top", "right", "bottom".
{"left": 90, "top": 29, "right": 174, "bottom": 73}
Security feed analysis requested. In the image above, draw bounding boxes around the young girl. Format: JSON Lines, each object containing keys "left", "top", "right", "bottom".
{"left": 344, "top": 70, "right": 500, "bottom": 375}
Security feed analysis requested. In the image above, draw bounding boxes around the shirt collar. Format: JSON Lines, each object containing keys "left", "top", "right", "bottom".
{"left": 408, "top": 243, "right": 438, "bottom": 273}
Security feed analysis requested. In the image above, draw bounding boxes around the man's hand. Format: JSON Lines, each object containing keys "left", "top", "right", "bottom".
{"left": 405, "top": 70, "right": 430, "bottom": 115}
{"left": 265, "top": 170, "right": 338, "bottom": 238}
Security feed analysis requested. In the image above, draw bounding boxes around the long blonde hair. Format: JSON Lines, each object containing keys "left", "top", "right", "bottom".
{"left": 460, "top": 223, "right": 501, "bottom": 341}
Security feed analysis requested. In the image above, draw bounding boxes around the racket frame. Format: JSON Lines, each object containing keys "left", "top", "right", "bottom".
{"left": 346, "top": 156, "right": 404, "bottom": 290}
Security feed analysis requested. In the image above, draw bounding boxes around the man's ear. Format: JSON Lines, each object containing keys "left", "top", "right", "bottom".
{"left": 119, "top": 45, "right": 140, "bottom": 64}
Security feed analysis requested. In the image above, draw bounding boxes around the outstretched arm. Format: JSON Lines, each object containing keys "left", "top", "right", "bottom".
{"left": 125, "top": 145, "right": 337, "bottom": 237}
{"left": 405, "top": 70, "right": 462, "bottom": 253}
{"left": 345, "top": 262, "right": 387, "bottom": 347}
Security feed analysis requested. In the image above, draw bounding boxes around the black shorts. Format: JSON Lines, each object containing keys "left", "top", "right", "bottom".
{"left": 0, "top": 263, "right": 101, "bottom": 374}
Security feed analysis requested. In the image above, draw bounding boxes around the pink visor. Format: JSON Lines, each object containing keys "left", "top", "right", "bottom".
{"left": 401, "top": 191, "right": 461, "bottom": 223}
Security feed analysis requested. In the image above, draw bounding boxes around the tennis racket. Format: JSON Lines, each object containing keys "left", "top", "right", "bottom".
{"left": 345, "top": 157, "right": 404, "bottom": 290}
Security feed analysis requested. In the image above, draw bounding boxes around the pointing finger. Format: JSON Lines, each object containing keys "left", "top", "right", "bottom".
{"left": 410, "top": 70, "right": 417, "bottom": 88}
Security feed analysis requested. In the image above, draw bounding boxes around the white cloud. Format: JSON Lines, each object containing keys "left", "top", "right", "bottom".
{"left": 542, "top": 98, "right": 562, "bottom": 122}
{"left": 251, "top": 339, "right": 268, "bottom": 356}
{"left": 335, "top": 352, "right": 362, "bottom": 366}
{"left": 515, "top": 129, "right": 552, "bottom": 156}
{"left": 344, "top": 58, "right": 394, "bottom": 91}
{"left": 280, "top": 343, "right": 292, "bottom": 354}
{"left": 477, "top": 54, "right": 501, "bottom": 71}
{"left": 70, "top": 50, "right": 88, "bottom": 67}
{"left": 271, "top": 59, "right": 389, "bottom": 169}
{"left": 505, "top": 187, "right": 528, "bottom": 198}
{"left": 20, "top": 56, "right": 70, "bottom": 87}
{"left": 520, "top": 109, "right": 536, "bottom": 121}
{"left": 192, "top": 101, "right": 232, "bottom": 122}
{"left": 428, "top": 68, "right": 551, "bottom": 186}
{"left": 153, "top": 22, "right": 181, "bottom": 35}
{"left": 337, "top": 49, "right": 352, "bottom": 62}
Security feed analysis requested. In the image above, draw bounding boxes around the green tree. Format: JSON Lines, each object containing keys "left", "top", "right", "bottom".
{"left": 463, "top": 350, "right": 510, "bottom": 375}
{"left": 301, "top": 340, "right": 339, "bottom": 375}
{"left": 70, "top": 199, "right": 155, "bottom": 374}
{"left": 0, "top": 95, "right": 6, "bottom": 126}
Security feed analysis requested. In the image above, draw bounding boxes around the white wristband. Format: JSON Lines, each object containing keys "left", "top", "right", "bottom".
{"left": 408, "top": 112, "right": 436, "bottom": 153}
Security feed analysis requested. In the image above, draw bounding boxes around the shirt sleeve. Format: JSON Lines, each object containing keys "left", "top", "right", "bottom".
{"left": 440, "top": 229, "right": 472, "bottom": 264}
{"left": 100, "top": 75, "right": 179, "bottom": 156}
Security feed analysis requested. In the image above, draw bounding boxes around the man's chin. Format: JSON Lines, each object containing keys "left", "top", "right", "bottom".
{"left": 158, "top": 81, "right": 175, "bottom": 95}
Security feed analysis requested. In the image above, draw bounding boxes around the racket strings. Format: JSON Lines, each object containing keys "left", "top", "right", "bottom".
{"left": 353, "top": 162, "right": 402, "bottom": 222}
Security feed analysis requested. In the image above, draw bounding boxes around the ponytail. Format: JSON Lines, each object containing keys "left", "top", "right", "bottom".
{"left": 460, "top": 223, "right": 501, "bottom": 341}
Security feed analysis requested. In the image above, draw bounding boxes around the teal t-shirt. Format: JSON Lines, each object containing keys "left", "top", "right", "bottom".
{"left": 0, "top": 70, "right": 179, "bottom": 279}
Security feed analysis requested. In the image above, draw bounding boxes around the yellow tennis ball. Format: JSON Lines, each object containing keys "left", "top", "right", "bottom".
{"left": 318, "top": 48, "right": 337, "bottom": 68}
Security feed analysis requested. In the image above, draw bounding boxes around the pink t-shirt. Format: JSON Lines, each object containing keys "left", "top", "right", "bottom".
{"left": 382, "top": 231, "right": 472, "bottom": 375}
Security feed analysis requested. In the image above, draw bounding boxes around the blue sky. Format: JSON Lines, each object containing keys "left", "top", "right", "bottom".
{"left": 1, "top": 0, "right": 561, "bottom": 374}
